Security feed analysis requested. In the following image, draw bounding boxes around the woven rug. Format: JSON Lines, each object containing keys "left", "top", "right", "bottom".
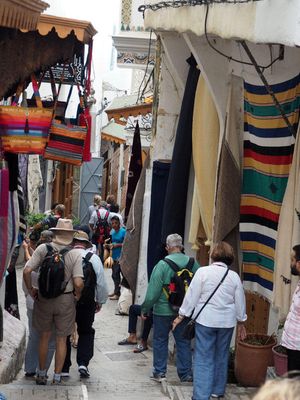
{"left": 241, "top": 75, "right": 300, "bottom": 300}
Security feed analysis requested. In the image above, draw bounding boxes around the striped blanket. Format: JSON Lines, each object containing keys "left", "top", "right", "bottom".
{"left": 241, "top": 75, "right": 300, "bottom": 300}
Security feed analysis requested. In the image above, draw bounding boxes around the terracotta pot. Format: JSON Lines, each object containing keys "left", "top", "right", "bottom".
{"left": 272, "top": 345, "right": 288, "bottom": 376}
{"left": 235, "top": 334, "right": 276, "bottom": 387}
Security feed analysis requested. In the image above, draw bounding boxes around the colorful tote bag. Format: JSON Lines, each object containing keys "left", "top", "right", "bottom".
{"left": 44, "top": 119, "right": 87, "bottom": 166}
{"left": 0, "top": 75, "right": 53, "bottom": 154}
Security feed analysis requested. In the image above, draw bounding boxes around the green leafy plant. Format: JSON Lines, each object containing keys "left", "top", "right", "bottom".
{"left": 25, "top": 212, "right": 45, "bottom": 228}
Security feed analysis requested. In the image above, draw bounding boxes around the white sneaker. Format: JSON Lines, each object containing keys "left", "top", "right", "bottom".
{"left": 61, "top": 372, "right": 70, "bottom": 378}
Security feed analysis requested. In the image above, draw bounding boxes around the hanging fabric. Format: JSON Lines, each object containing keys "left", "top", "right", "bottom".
{"left": 273, "top": 121, "right": 300, "bottom": 317}
{"left": 147, "top": 161, "right": 170, "bottom": 278}
{"left": 241, "top": 75, "right": 300, "bottom": 300}
{"left": 0, "top": 161, "right": 9, "bottom": 285}
{"left": 27, "top": 155, "right": 43, "bottom": 213}
{"left": 125, "top": 122, "right": 143, "bottom": 221}
{"left": 160, "top": 55, "right": 200, "bottom": 243}
{"left": 81, "top": 40, "right": 93, "bottom": 162}
{"left": 119, "top": 156, "right": 149, "bottom": 300}
{"left": 189, "top": 75, "right": 220, "bottom": 248}
{"left": 0, "top": 75, "right": 53, "bottom": 154}
{"left": 213, "top": 76, "right": 243, "bottom": 274}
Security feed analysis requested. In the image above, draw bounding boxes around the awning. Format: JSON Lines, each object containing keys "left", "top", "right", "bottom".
{"left": 101, "top": 121, "right": 126, "bottom": 144}
{"left": 0, "top": 0, "right": 48, "bottom": 30}
{"left": 142, "top": 1, "right": 300, "bottom": 47}
{"left": 34, "top": 14, "right": 97, "bottom": 44}
{"left": 105, "top": 94, "right": 153, "bottom": 122}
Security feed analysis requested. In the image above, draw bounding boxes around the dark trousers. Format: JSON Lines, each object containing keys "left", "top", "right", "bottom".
{"left": 63, "top": 301, "right": 96, "bottom": 371}
{"left": 112, "top": 261, "right": 121, "bottom": 296}
{"left": 286, "top": 348, "right": 300, "bottom": 372}
{"left": 128, "top": 305, "right": 153, "bottom": 341}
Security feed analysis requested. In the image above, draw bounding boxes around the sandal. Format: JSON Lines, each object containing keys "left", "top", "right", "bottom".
{"left": 133, "top": 343, "right": 148, "bottom": 353}
{"left": 118, "top": 338, "right": 137, "bottom": 345}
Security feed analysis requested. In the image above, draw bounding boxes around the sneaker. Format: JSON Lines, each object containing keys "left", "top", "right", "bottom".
{"left": 61, "top": 372, "right": 70, "bottom": 378}
{"left": 25, "top": 372, "right": 36, "bottom": 378}
{"left": 36, "top": 375, "right": 47, "bottom": 385}
{"left": 78, "top": 365, "right": 90, "bottom": 378}
{"left": 51, "top": 378, "right": 66, "bottom": 385}
{"left": 180, "top": 375, "right": 193, "bottom": 382}
{"left": 150, "top": 373, "right": 166, "bottom": 382}
{"left": 211, "top": 395, "right": 224, "bottom": 399}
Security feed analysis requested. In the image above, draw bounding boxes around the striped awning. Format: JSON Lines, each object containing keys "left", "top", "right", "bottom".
{"left": 0, "top": 0, "right": 48, "bottom": 30}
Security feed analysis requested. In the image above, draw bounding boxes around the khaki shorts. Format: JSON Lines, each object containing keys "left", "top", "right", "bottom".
{"left": 33, "top": 293, "right": 76, "bottom": 337}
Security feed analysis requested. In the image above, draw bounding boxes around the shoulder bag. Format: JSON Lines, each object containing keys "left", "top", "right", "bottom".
{"left": 182, "top": 267, "right": 229, "bottom": 340}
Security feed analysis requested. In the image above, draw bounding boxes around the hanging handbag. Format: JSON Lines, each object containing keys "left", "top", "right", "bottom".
{"left": 44, "top": 82, "right": 87, "bottom": 166}
{"left": 0, "top": 75, "right": 53, "bottom": 154}
{"left": 182, "top": 267, "right": 229, "bottom": 340}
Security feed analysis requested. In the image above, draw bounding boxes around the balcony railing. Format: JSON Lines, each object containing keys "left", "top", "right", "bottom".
{"left": 139, "top": 0, "right": 262, "bottom": 15}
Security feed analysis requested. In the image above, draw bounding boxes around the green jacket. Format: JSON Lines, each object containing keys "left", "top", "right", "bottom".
{"left": 141, "top": 253, "right": 200, "bottom": 316}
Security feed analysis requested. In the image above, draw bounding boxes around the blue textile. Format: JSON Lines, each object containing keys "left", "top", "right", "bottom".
{"left": 193, "top": 323, "right": 234, "bottom": 400}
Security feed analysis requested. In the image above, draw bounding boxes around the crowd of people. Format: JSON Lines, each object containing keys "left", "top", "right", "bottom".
{"left": 16, "top": 192, "right": 300, "bottom": 399}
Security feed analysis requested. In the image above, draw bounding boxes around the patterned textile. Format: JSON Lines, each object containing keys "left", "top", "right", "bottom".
{"left": 0, "top": 167, "right": 9, "bottom": 285}
{"left": 27, "top": 155, "right": 43, "bottom": 214}
{"left": 44, "top": 119, "right": 87, "bottom": 166}
{"left": 241, "top": 76, "right": 300, "bottom": 299}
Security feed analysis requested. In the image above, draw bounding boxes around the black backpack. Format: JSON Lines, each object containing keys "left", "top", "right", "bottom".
{"left": 163, "top": 257, "right": 195, "bottom": 311}
{"left": 78, "top": 252, "right": 97, "bottom": 305}
{"left": 38, "top": 244, "right": 70, "bottom": 298}
{"left": 95, "top": 210, "right": 110, "bottom": 244}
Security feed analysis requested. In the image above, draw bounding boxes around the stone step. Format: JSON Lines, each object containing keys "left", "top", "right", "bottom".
{"left": 0, "top": 383, "right": 85, "bottom": 400}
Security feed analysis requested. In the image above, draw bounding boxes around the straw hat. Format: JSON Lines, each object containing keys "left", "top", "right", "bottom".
{"left": 73, "top": 230, "right": 92, "bottom": 248}
{"left": 50, "top": 218, "right": 76, "bottom": 246}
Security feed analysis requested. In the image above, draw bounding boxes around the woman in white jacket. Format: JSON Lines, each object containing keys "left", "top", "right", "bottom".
{"left": 172, "top": 242, "right": 247, "bottom": 400}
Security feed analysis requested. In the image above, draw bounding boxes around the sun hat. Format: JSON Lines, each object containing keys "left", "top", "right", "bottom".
{"left": 49, "top": 218, "right": 76, "bottom": 246}
{"left": 73, "top": 230, "right": 92, "bottom": 248}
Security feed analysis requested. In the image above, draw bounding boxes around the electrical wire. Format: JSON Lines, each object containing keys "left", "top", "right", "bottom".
{"left": 136, "top": 29, "right": 154, "bottom": 104}
{"left": 203, "top": 3, "right": 282, "bottom": 70}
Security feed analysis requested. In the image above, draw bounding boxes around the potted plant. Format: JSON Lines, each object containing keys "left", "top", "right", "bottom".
{"left": 272, "top": 344, "right": 288, "bottom": 376}
{"left": 235, "top": 334, "right": 277, "bottom": 386}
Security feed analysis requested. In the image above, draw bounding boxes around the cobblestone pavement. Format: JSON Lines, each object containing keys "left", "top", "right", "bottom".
{"left": 0, "top": 268, "right": 258, "bottom": 399}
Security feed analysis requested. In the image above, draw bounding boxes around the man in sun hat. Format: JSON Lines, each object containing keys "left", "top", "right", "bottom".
{"left": 23, "top": 219, "right": 84, "bottom": 385}
{"left": 62, "top": 231, "right": 108, "bottom": 379}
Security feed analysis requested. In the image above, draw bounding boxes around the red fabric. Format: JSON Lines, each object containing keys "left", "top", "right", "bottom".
{"left": 80, "top": 109, "right": 91, "bottom": 162}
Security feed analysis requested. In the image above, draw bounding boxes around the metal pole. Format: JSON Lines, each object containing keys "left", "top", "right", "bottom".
{"left": 240, "top": 40, "right": 295, "bottom": 137}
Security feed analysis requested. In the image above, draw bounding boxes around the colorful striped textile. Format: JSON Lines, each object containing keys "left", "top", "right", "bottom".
{"left": 44, "top": 119, "right": 87, "bottom": 166}
{"left": 241, "top": 75, "right": 300, "bottom": 300}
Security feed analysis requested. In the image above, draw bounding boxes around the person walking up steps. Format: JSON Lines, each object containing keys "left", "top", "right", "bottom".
{"left": 62, "top": 231, "right": 108, "bottom": 378}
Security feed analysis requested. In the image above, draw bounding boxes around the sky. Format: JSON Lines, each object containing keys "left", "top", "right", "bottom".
{"left": 46, "top": 0, "right": 132, "bottom": 109}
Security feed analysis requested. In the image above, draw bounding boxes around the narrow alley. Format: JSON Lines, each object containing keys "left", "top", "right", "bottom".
{"left": 0, "top": 268, "right": 256, "bottom": 400}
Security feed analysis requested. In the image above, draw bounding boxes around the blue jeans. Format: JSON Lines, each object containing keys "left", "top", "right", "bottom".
{"left": 153, "top": 315, "right": 192, "bottom": 380}
{"left": 25, "top": 309, "right": 55, "bottom": 374}
{"left": 193, "top": 324, "right": 234, "bottom": 400}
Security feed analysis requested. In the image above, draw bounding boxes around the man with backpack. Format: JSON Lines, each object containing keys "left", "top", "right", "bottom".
{"left": 141, "top": 233, "right": 200, "bottom": 383}
{"left": 62, "top": 230, "right": 108, "bottom": 378}
{"left": 89, "top": 201, "right": 110, "bottom": 259}
{"left": 23, "top": 219, "right": 84, "bottom": 385}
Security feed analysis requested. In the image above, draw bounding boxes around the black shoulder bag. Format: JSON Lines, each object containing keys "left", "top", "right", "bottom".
{"left": 182, "top": 267, "right": 229, "bottom": 340}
